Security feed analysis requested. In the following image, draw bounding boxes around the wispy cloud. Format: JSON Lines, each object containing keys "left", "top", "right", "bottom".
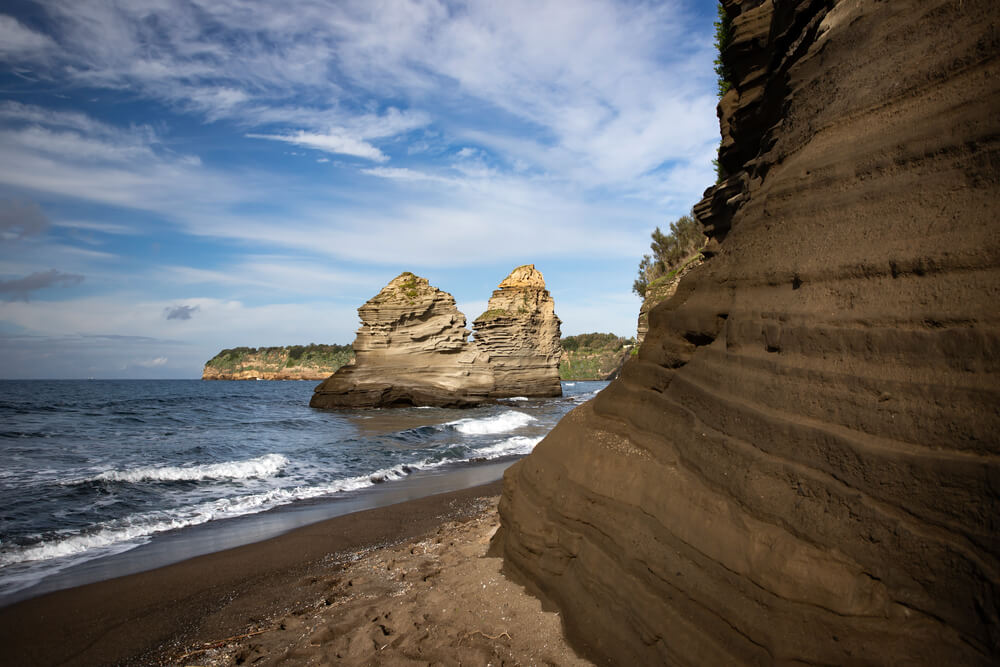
{"left": 248, "top": 131, "right": 388, "bottom": 162}
{"left": 0, "top": 14, "right": 57, "bottom": 59}
{"left": 3, "top": 1, "right": 714, "bottom": 189}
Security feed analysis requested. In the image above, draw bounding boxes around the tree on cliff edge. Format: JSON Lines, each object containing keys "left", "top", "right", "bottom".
{"left": 632, "top": 213, "right": 705, "bottom": 297}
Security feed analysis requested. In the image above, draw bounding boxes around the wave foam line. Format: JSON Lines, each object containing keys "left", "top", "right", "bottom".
{"left": 2, "top": 441, "right": 544, "bottom": 569}
{"left": 473, "top": 435, "right": 543, "bottom": 459}
{"left": 447, "top": 410, "right": 535, "bottom": 435}
{"left": 88, "top": 453, "right": 288, "bottom": 483}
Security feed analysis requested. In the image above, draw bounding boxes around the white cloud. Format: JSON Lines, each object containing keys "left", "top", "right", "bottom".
{"left": 52, "top": 219, "right": 138, "bottom": 235}
{"left": 135, "top": 356, "right": 168, "bottom": 367}
{"left": 248, "top": 130, "right": 388, "bottom": 162}
{"left": 4, "top": 1, "right": 715, "bottom": 193}
{"left": 360, "top": 166, "right": 452, "bottom": 183}
{"left": 0, "top": 15, "right": 57, "bottom": 58}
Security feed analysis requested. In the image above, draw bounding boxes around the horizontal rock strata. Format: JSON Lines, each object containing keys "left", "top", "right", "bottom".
{"left": 310, "top": 273, "right": 493, "bottom": 408}
{"left": 496, "top": 0, "right": 1000, "bottom": 664}
{"left": 310, "top": 267, "right": 562, "bottom": 408}
{"left": 473, "top": 265, "right": 562, "bottom": 397}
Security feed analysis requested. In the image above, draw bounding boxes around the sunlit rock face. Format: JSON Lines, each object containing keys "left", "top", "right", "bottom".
{"left": 310, "top": 267, "right": 562, "bottom": 408}
{"left": 474, "top": 264, "right": 563, "bottom": 399}
{"left": 495, "top": 0, "right": 1000, "bottom": 664}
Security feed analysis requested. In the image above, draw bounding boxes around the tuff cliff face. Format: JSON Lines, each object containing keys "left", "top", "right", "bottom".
{"left": 310, "top": 267, "right": 562, "bottom": 408}
{"left": 496, "top": 0, "right": 1000, "bottom": 664}
{"left": 474, "top": 265, "right": 562, "bottom": 397}
{"left": 310, "top": 272, "right": 493, "bottom": 408}
{"left": 635, "top": 253, "right": 702, "bottom": 346}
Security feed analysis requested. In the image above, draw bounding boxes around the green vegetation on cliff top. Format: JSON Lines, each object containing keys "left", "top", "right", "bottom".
{"left": 205, "top": 343, "right": 354, "bottom": 373}
{"left": 560, "top": 333, "right": 635, "bottom": 381}
{"left": 633, "top": 212, "right": 706, "bottom": 298}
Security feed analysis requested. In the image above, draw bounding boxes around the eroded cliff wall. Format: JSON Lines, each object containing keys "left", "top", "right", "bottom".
{"left": 496, "top": 0, "right": 1000, "bottom": 664}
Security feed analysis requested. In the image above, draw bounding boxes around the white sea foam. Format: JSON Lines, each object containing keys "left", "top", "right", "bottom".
{"left": 1, "top": 415, "right": 545, "bottom": 573}
{"left": 504, "top": 397, "right": 529, "bottom": 401}
{"left": 447, "top": 410, "right": 535, "bottom": 435}
{"left": 0, "top": 459, "right": 442, "bottom": 569}
{"left": 474, "top": 435, "right": 543, "bottom": 459}
{"left": 89, "top": 453, "right": 288, "bottom": 483}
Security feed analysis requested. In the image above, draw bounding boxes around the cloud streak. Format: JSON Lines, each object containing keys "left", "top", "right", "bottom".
{"left": 0, "top": 269, "right": 84, "bottom": 301}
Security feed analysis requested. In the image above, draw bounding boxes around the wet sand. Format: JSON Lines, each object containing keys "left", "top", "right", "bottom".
{"left": 0, "top": 481, "right": 590, "bottom": 666}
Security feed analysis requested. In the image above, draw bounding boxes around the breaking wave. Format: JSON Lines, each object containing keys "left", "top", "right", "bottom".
{"left": 446, "top": 410, "right": 535, "bottom": 435}
{"left": 86, "top": 453, "right": 288, "bottom": 483}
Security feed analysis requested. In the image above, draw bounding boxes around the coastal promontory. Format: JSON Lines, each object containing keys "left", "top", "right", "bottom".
{"left": 495, "top": 0, "right": 1000, "bottom": 664}
{"left": 202, "top": 344, "right": 354, "bottom": 380}
{"left": 310, "top": 266, "right": 562, "bottom": 408}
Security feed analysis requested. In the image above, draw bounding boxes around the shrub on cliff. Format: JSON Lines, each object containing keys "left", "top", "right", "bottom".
{"left": 632, "top": 213, "right": 706, "bottom": 297}
{"left": 560, "top": 332, "right": 635, "bottom": 380}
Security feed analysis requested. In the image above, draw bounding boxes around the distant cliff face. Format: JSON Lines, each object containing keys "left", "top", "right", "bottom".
{"left": 559, "top": 333, "right": 634, "bottom": 381}
{"left": 310, "top": 266, "right": 562, "bottom": 408}
{"left": 496, "top": 0, "right": 1000, "bottom": 664}
{"left": 202, "top": 344, "right": 353, "bottom": 380}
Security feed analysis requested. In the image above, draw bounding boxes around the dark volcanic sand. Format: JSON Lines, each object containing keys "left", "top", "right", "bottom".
{"left": 0, "top": 481, "right": 589, "bottom": 666}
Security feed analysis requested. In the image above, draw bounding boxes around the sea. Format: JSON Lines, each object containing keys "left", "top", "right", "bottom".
{"left": 0, "top": 379, "right": 606, "bottom": 606}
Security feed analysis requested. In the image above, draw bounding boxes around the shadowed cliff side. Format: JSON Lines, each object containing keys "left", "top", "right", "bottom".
{"left": 495, "top": 0, "right": 1000, "bottom": 664}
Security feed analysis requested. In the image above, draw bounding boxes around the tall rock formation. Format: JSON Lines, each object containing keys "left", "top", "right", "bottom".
{"left": 474, "top": 265, "right": 562, "bottom": 398}
{"left": 310, "top": 267, "right": 562, "bottom": 408}
{"left": 310, "top": 272, "right": 493, "bottom": 408}
{"left": 495, "top": 0, "right": 1000, "bottom": 664}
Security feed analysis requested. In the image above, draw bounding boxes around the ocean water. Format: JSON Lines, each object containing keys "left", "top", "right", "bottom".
{"left": 0, "top": 379, "right": 606, "bottom": 603}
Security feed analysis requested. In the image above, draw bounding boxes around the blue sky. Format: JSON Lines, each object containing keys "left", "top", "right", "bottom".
{"left": 0, "top": 0, "right": 719, "bottom": 379}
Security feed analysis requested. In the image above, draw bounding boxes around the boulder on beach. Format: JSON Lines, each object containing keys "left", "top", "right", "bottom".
{"left": 310, "top": 266, "right": 562, "bottom": 408}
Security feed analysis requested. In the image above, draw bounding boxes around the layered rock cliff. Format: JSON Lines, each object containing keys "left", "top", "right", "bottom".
{"left": 202, "top": 344, "right": 353, "bottom": 380}
{"left": 310, "top": 272, "right": 494, "bottom": 408}
{"left": 473, "top": 265, "right": 562, "bottom": 397}
{"left": 635, "top": 252, "right": 703, "bottom": 346}
{"left": 310, "top": 267, "right": 562, "bottom": 408}
{"left": 495, "top": 0, "right": 1000, "bottom": 664}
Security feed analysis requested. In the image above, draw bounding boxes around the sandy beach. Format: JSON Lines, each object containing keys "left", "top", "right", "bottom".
{"left": 0, "top": 480, "right": 590, "bottom": 666}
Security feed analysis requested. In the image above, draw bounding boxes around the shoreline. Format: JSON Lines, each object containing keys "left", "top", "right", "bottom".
{"left": 0, "top": 479, "right": 588, "bottom": 666}
{"left": 1, "top": 458, "right": 516, "bottom": 607}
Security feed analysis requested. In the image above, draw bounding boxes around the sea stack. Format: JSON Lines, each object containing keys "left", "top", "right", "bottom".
{"left": 310, "top": 272, "right": 493, "bottom": 408}
{"left": 474, "top": 264, "right": 562, "bottom": 398}
{"left": 310, "top": 266, "right": 562, "bottom": 408}
{"left": 495, "top": 0, "right": 1000, "bottom": 665}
